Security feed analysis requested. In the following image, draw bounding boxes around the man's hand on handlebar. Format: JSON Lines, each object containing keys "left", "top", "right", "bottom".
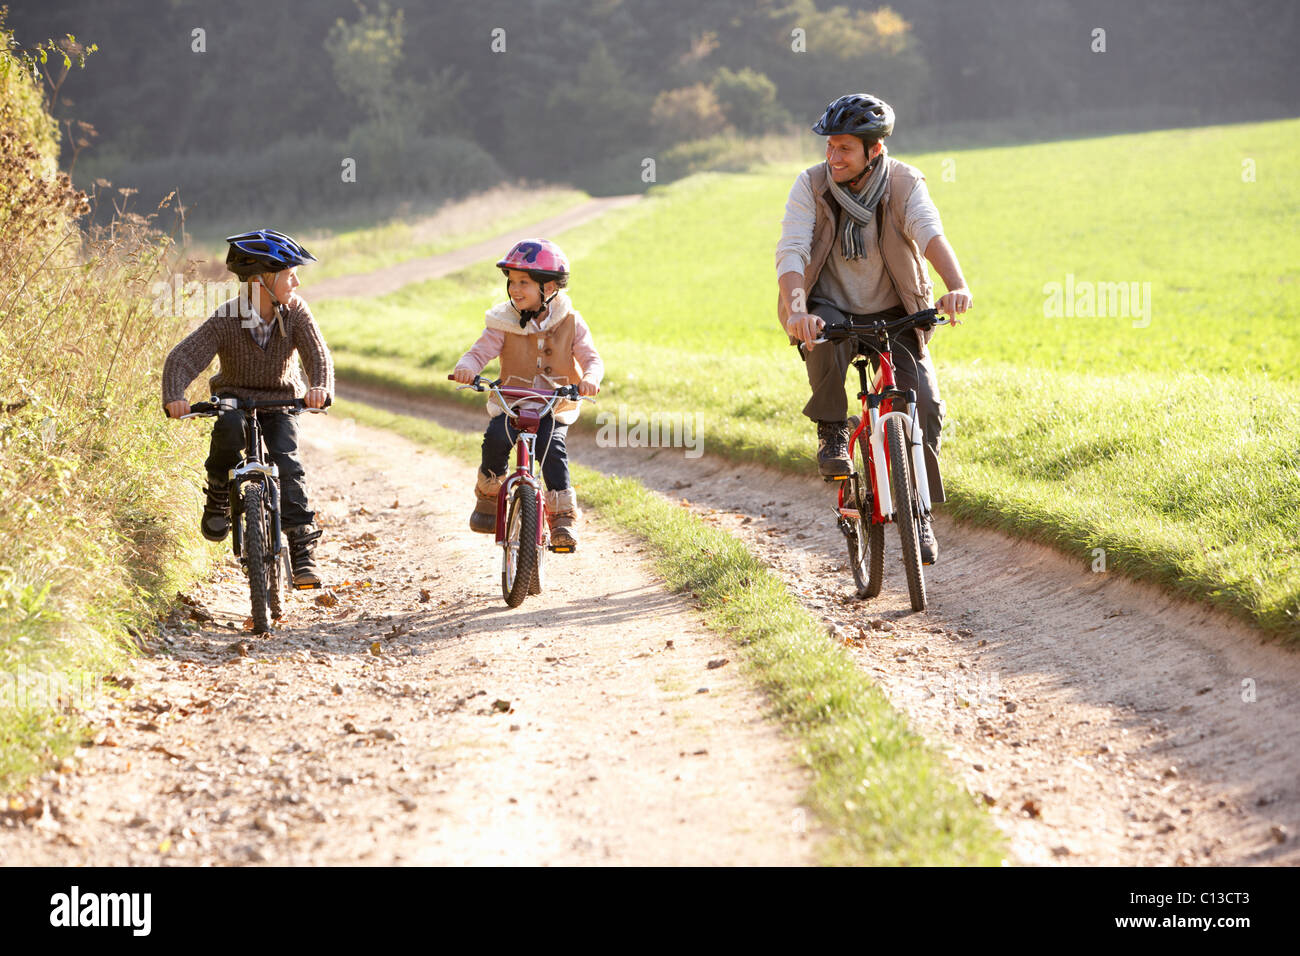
{"left": 786, "top": 312, "right": 824, "bottom": 349}
{"left": 304, "top": 388, "right": 329, "bottom": 409}
{"left": 165, "top": 400, "right": 190, "bottom": 419}
{"left": 935, "top": 288, "right": 973, "bottom": 326}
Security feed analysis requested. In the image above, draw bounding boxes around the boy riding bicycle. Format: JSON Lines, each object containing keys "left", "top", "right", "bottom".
{"left": 451, "top": 238, "right": 603, "bottom": 551}
{"left": 162, "top": 228, "right": 334, "bottom": 587}
{"left": 776, "top": 93, "right": 973, "bottom": 565}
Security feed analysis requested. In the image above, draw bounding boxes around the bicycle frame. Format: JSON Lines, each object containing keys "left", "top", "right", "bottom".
{"left": 483, "top": 384, "right": 582, "bottom": 550}
{"left": 227, "top": 407, "right": 285, "bottom": 568}
{"left": 847, "top": 346, "right": 933, "bottom": 524}
{"left": 494, "top": 404, "right": 547, "bottom": 550}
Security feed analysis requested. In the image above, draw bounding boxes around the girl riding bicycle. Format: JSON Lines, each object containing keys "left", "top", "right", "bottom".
{"left": 162, "top": 228, "right": 334, "bottom": 587}
{"left": 451, "top": 238, "right": 603, "bottom": 551}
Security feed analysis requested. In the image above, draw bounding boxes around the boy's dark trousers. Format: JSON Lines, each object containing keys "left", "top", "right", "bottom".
{"left": 205, "top": 403, "right": 314, "bottom": 527}
{"left": 482, "top": 413, "right": 570, "bottom": 491}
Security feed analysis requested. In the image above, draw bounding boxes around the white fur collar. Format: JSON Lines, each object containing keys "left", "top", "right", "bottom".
{"left": 485, "top": 290, "right": 574, "bottom": 335}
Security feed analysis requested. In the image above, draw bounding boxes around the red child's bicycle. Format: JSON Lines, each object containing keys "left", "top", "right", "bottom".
{"left": 454, "top": 376, "right": 594, "bottom": 607}
{"left": 800, "top": 308, "right": 950, "bottom": 611}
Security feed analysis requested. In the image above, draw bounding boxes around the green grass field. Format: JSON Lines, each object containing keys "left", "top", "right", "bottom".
{"left": 315, "top": 118, "right": 1300, "bottom": 637}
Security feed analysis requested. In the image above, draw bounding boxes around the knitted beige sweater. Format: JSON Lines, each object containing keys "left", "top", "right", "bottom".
{"left": 162, "top": 295, "right": 334, "bottom": 405}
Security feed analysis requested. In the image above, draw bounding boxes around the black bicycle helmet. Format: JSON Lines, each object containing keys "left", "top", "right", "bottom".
{"left": 225, "top": 228, "right": 317, "bottom": 279}
{"left": 812, "top": 93, "right": 895, "bottom": 141}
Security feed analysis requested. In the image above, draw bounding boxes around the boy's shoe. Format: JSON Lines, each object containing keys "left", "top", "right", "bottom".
{"left": 285, "top": 523, "right": 323, "bottom": 588}
{"left": 816, "top": 420, "right": 852, "bottom": 478}
{"left": 917, "top": 513, "right": 939, "bottom": 565}
{"left": 470, "top": 470, "right": 504, "bottom": 534}
{"left": 545, "top": 488, "right": 580, "bottom": 551}
{"left": 202, "top": 480, "right": 230, "bottom": 542}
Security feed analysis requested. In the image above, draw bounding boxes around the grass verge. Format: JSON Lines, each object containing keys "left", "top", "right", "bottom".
{"left": 1, "top": 22, "right": 215, "bottom": 792}
{"left": 333, "top": 397, "right": 1007, "bottom": 866}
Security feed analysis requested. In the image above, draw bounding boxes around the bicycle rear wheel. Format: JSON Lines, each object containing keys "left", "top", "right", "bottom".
{"left": 242, "top": 483, "right": 274, "bottom": 632}
{"left": 502, "top": 484, "right": 540, "bottom": 607}
{"left": 851, "top": 439, "right": 885, "bottom": 599}
{"left": 886, "top": 417, "right": 927, "bottom": 611}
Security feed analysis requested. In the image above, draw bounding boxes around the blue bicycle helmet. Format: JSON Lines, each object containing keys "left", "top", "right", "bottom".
{"left": 225, "top": 228, "right": 317, "bottom": 278}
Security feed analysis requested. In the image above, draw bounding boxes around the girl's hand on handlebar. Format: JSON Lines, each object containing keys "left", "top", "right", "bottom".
{"left": 578, "top": 379, "right": 599, "bottom": 397}
{"left": 786, "top": 313, "right": 824, "bottom": 348}
{"left": 166, "top": 400, "right": 190, "bottom": 419}
{"left": 936, "top": 288, "right": 973, "bottom": 325}
{"left": 450, "top": 367, "right": 476, "bottom": 385}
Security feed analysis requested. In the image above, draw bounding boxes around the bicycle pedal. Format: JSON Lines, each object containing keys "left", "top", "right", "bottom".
{"left": 548, "top": 545, "right": 574, "bottom": 553}
{"left": 824, "top": 474, "right": 850, "bottom": 483}
{"left": 292, "top": 582, "right": 323, "bottom": 591}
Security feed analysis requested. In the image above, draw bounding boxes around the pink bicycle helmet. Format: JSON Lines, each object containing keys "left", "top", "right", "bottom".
{"left": 496, "top": 238, "right": 569, "bottom": 288}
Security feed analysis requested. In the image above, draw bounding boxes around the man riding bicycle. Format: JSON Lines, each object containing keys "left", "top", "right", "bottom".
{"left": 776, "top": 93, "right": 973, "bottom": 564}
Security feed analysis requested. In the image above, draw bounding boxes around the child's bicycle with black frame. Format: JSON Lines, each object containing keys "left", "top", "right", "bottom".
{"left": 798, "top": 308, "right": 950, "bottom": 611}
{"left": 452, "top": 375, "right": 595, "bottom": 608}
{"left": 180, "top": 396, "right": 329, "bottom": 632}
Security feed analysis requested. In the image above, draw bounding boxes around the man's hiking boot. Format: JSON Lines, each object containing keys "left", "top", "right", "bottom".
{"left": 202, "top": 480, "right": 230, "bottom": 542}
{"left": 545, "top": 488, "right": 580, "bottom": 551}
{"left": 816, "top": 419, "right": 852, "bottom": 478}
{"left": 470, "top": 470, "right": 503, "bottom": 534}
{"left": 285, "top": 523, "right": 323, "bottom": 588}
{"left": 918, "top": 513, "right": 939, "bottom": 565}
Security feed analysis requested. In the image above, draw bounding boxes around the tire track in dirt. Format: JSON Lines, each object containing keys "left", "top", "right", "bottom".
{"left": 341, "top": 381, "right": 1300, "bottom": 866}
{"left": 0, "top": 413, "right": 813, "bottom": 866}
{"left": 306, "top": 196, "right": 641, "bottom": 302}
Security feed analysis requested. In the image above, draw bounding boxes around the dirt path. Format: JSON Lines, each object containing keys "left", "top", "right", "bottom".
{"left": 0, "top": 414, "right": 813, "bottom": 865}
{"left": 343, "top": 383, "right": 1300, "bottom": 867}
{"left": 306, "top": 196, "right": 641, "bottom": 301}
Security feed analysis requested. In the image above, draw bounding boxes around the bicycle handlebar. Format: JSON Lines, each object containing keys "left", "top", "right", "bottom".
{"left": 795, "top": 308, "right": 951, "bottom": 352}
{"left": 179, "top": 395, "right": 331, "bottom": 419}
{"left": 446, "top": 374, "right": 595, "bottom": 403}
{"left": 445, "top": 375, "right": 596, "bottom": 423}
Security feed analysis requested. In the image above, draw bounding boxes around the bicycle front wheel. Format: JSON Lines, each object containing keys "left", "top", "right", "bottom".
{"left": 242, "top": 482, "right": 274, "bottom": 633}
{"left": 886, "top": 417, "right": 927, "bottom": 611}
{"left": 501, "top": 484, "right": 540, "bottom": 608}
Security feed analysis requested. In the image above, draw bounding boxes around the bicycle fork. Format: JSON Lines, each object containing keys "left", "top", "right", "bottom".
{"left": 228, "top": 462, "right": 284, "bottom": 565}
{"left": 864, "top": 394, "right": 933, "bottom": 521}
{"left": 494, "top": 433, "right": 546, "bottom": 548}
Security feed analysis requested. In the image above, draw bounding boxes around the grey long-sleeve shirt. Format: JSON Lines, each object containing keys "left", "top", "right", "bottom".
{"left": 775, "top": 166, "right": 944, "bottom": 315}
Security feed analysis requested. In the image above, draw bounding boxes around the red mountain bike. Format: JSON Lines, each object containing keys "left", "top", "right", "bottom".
{"left": 455, "top": 376, "right": 594, "bottom": 607}
{"left": 800, "top": 308, "right": 949, "bottom": 611}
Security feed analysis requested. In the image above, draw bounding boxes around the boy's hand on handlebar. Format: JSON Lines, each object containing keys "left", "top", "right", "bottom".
{"left": 450, "top": 367, "right": 476, "bottom": 385}
{"left": 304, "top": 388, "right": 329, "bottom": 409}
{"left": 166, "top": 400, "right": 190, "bottom": 419}
{"left": 936, "top": 289, "right": 972, "bottom": 325}
{"left": 578, "top": 379, "right": 599, "bottom": 397}
{"left": 786, "top": 313, "right": 824, "bottom": 348}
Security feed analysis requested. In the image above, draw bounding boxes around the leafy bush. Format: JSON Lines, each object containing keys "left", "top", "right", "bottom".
{"left": 711, "top": 67, "right": 791, "bottom": 136}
